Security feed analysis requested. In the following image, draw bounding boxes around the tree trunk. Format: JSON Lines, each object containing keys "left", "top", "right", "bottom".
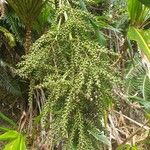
{"left": 24, "top": 27, "right": 32, "bottom": 54}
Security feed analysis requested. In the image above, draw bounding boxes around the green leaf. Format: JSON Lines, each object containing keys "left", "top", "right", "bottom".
{"left": 0, "top": 26, "right": 16, "bottom": 47}
{"left": 33, "top": 3, "right": 54, "bottom": 34}
{"left": 0, "top": 130, "right": 18, "bottom": 141}
{"left": 127, "top": 0, "right": 149, "bottom": 26}
{"left": 0, "top": 60, "right": 22, "bottom": 96}
{"left": 137, "top": 0, "right": 150, "bottom": 7}
{"left": 79, "top": 0, "right": 88, "bottom": 11}
{"left": 117, "top": 145, "right": 138, "bottom": 150}
{"left": 117, "top": 144, "right": 130, "bottom": 150}
{"left": 0, "top": 112, "right": 16, "bottom": 127}
{"left": 79, "top": 0, "right": 106, "bottom": 46}
{"left": 3, "top": 134, "right": 26, "bottom": 150}
{"left": 89, "top": 19, "right": 106, "bottom": 46}
{"left": 4, "top": 139, "right": 17, "bottom": 150}
{"left": 0, "top": 126, "right": 11, "bottom": 132}
{"left": 7, "top": 0, "right": 48, "bottom": 27}
{"left": 11, "top": 134, "right": 26, "bottom": 150}
{"left": 128, "top": 27, "right": 150, "bottom": 61}
{"left": 88, "top": 130, "right": 111, "bottom": 146}
{"left": 128, "top": 0, "right": 142, "bottom": 23}
{"left": 20, "top": 135, "right": 26, "bottom": 150}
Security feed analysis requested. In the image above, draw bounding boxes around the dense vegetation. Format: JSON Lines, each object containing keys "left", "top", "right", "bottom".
{"left": 0, "top": 0, "right": 150, "bottom": 150}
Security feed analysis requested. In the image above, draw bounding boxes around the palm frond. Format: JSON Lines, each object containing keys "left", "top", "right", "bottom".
{"left": 125, "top": 57, "right": 150, "bottom": 112}
{"left": 0, "top": 60, "right": 21, "bottom": 96}
{"left": 7, "top": 0, "right": 48, "bottom": 27}
{"left": 3, "top": 8, "right": 25, "bottom": 43}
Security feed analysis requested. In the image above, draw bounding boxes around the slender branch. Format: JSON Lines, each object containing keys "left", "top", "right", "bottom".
{"left": 119, "top": 120, "right": 149, "bottom": 146}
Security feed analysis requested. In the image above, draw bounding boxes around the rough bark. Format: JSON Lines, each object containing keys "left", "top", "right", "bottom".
{"left": 24, "top": 27, "right": 32, "bottom": 54}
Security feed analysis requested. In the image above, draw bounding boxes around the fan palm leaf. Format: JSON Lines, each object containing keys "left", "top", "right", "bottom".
{"left": 125, "top": 58, "right": 150, "bottom": 112}
{"left": 7, "top": 0, "right": 48, "bottom": 53}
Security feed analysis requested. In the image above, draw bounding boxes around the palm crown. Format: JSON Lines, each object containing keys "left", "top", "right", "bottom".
{"left": 7, "top": 0, "right": 47, "bottom": 53}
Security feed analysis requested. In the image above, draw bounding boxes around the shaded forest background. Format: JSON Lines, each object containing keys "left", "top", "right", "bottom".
{"left": 0, "top": 0, "right": 150, "bottom": 150}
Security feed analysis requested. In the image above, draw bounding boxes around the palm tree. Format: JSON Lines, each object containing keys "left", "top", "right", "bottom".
{"left": 7, "top": 0, "right": 47, "bottom": 54}
{"left": 127, "top": 0, "right": 150, "bottom": 77}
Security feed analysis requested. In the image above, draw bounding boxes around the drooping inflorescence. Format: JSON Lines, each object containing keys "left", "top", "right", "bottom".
{"left": 18, "top": 5, "right": 119, "bottom": 150}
